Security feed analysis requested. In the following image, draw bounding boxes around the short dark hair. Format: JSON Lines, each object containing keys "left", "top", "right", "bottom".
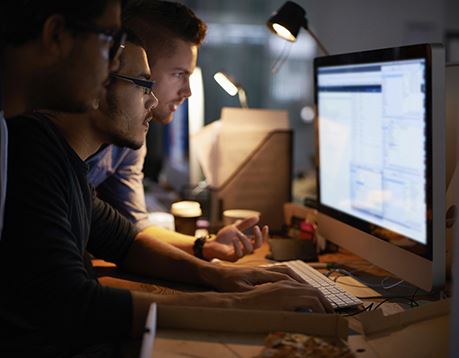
{"left": 117, "top": 29, "right": 146, "bottom": 71}
{"left": 125, "top": 28, "right": 144, "bottom": 48}
{"left": 1, "top": 0, "right": 121, "bottom": 47}
{"left": 123, "top": 0, "right": 207, "bottom": 60}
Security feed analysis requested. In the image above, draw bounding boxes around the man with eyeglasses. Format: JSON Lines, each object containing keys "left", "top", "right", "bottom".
{"left": 0, "top": 25, "right": 332, "bottom": 355}
{"left": 0, "top": 0, "right": 127, "bottom": 354}
{"left": 0, "top": 0, "right": 127, "bottom": 242}
{"left": 86, "top": 0, "right": 267, "bottom": 263}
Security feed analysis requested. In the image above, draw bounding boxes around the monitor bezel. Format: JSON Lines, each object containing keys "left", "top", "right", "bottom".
{"left": 314, "top": 44, "right": 436, "bottom": 261}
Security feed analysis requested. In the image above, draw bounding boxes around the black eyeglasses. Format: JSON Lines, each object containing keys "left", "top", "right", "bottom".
{"left": 110, "top": 73, "right": 156, "bottom": 95}
{"left": 67, "top": 22, "right": 126, "bottom": 61}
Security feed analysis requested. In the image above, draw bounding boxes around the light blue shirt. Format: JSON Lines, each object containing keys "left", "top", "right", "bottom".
{"left": 0, "top": 112, "right": 6, "bottom": 239}
{"left": 86, "top": 143, "right": 151, "bottom": 231}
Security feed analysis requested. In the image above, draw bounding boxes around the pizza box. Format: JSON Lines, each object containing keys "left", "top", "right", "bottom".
{"left": 151, "top": 305, "right": 351, "bottom": 357}
{"left": 352, "top": 298, "right": 450, "bottom": 358}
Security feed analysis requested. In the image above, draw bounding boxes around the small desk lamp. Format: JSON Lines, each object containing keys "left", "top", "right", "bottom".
{"left": 267, "top": 1, "right": 329, "bottom": 56}
{"left": 214, "top": 71, "right": 248, "bottom": 108}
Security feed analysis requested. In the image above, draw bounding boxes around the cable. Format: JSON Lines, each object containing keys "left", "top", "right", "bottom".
{"left": 271, "top": 41, "right": 292, "bottom": 74}
{"left": 327, "top": 269, "right": 385, "bottom": 288}
{"left": 328, "top": 268, "right": 409, "bottom": 290}
{"left": 371, "top": 296, "right": 419, "bottom": 311}
{"left": 342, "top": 303, "right": 374, "bottom": 317}
{"left": 381, "top": 277, "right": 405, "bottom": 290}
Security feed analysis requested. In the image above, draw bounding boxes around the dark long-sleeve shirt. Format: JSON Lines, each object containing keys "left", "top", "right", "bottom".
{"left": 0, "top": 113, "right": 138, "bottom": 356}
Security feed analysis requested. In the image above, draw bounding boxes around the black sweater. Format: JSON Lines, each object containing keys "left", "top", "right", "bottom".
{"left": 0, "top": 113, "right": 138, "bottom": 356}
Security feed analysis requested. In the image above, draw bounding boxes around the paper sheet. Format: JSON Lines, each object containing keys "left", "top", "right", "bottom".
{"left": 191, "top": 120, "right": 221, "bottom": 186}
{"left": 191, "top": 107, "right": 289, "bottom": 187}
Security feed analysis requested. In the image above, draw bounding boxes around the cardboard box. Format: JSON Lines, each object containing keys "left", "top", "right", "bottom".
{"left": 353, "top": 299, "right": 450, "bottom": 358}
{"left": 153, "top": 306, "right": 349, "bottom": 357}
{"left": 150, "top": 299, "right": 450, "bottom": 357}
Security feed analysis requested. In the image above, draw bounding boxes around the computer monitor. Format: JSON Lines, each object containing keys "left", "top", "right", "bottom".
{"left": 445, "top": 64, "right": 459, "bottom": 273}
{"left": 314, "top": 44, "right": 445, "bottom": 292}
{"left": 448, "top": 63, "right": 459, "bottom": 358}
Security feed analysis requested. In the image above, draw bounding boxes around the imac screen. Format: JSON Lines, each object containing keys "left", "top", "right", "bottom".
{"left": 316, "top": 45, "right": 435, "bottom": 259}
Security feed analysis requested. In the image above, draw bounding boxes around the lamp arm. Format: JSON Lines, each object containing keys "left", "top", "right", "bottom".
{"left": 238, "top": 88, "right": 249, "bottom": 108}
{"left": 302, "top": 18, "right": 329, "bottom": 56}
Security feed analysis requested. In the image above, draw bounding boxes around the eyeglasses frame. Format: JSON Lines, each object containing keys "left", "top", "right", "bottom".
{"left": 110, "top": 73, "right": 156, "bottom": 95}
{"left": 66, "top": 21, "right": 127, "bottom": 61}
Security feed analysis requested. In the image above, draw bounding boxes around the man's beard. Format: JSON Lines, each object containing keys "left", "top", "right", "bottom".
{"left": 110, "top": 129, "right": 144, "bottom": 150}
{"left": 151, "top": 106, "right": 173, "bottom": 125}
{"left": 104, "top": 94, "right": 144, "bottom": 150}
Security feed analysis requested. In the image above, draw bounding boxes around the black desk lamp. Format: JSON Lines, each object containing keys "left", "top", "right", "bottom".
{"left": 214, "top": 71, "right": 248, "bottom": 108}
{"left": 267, "top": 1, "right": 329, "bottom": 56}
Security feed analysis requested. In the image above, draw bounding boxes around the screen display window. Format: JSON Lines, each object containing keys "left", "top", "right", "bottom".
{"left": 317, "top": 59, "right": 427, "bottom": 245}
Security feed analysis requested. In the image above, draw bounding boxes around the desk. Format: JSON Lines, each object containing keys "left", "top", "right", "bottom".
{"left": 94, "top": 242, "right": 431, "bottom": 324}
{"left": 95, "top": 242, "right": 419, "bottom": 316}
{"left": 94, "top": 243, "right": 448, "bottom": 357}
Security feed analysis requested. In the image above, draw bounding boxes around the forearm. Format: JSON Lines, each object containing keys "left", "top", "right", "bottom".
{"left": 122, "top": 231, "right": 218, "bottom": 287}
{"left": 129, "top": 277, "right": 334, "bottom": 337}
{"left": 140, "top": 225, "right": 195, "bottom": 255}
{"left": 130, "top": 290, "right": 232, "bottom": 337}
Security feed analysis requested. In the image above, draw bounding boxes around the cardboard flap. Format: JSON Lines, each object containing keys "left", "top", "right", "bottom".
{"left": 209, "top": 130, "right": 292, "bottom": 230}
{"left": 157, "top": 305, "right": 348, "bottom": 340}
{"left": 216, "top": 107, "right": 289, "bottom": 188}
{"left": 356, "top": 298, "right": 450, "bottom": 336}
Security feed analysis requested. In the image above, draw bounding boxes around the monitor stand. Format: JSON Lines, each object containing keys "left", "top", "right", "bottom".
{"left": 445, "top": 63, "right": 459, "bottom": 276}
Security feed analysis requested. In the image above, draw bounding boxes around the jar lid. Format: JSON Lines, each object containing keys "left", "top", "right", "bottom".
{"left": 171, "top": 201, "right": 202, "bottom": 217}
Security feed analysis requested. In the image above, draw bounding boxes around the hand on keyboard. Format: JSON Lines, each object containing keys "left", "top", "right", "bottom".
{"left": 233, "top": 280, "right": 334, "bottom": 313}
{"left": 261, "top": 264, "right": 308, "bottom": 284}
{"left": 211, "top": 264, "right": 317, "bottom": 292}
{"left": 264, "top": 260, "right": 363, "bottom": 310}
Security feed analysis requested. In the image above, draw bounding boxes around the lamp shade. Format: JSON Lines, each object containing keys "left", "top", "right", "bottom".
{"left": 213, "top": 71, "right": 249, "bottom": 108}
{"left": 266, "top": 1, "right": 329, "bottom": 55}
{"left": 267, "top": 1, "right": 308, "bottom": 42}
{"left": 214, "top": 72, "right": 238, "bottom": 96}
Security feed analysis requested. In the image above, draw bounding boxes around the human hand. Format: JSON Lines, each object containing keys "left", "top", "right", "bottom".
{"left": 203, "top": 216, "right": 268, "bottom": 262}
{"left": 232, "top": 280, "right": 334, "bottom": 313}
{"left": 207, "top": 264, "right": 308, "bottom": 292}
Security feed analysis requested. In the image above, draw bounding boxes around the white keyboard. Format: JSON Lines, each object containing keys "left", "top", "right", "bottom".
{"left": 266, "top": 260, "right": 362, "bottom": 310}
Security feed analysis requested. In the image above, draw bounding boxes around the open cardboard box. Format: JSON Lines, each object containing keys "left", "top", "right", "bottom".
{"left": 350, "top": 298, "right": 450, "bottom": 358}
{"left": 152, "top": 305, "right": 350, "bottom": 357}
{"left": 144, "top": 295, "right": 450, "bottom": 357}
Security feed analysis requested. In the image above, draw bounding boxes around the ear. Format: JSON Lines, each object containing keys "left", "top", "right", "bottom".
{"left": 40, "top": 14, "right": 74, "bottom": 61}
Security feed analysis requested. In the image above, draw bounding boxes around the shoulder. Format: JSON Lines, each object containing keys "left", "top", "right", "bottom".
{"left": 6, "top": 112, "right": 58, "bottom": 141}
{"left": 6, "top": 112, "right": 66, "bottom": 160}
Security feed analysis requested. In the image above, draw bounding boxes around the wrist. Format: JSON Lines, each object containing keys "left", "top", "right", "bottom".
{"left": 193, "top": 234, "right": 215, "bottom": 261}
{"left": 193, "top": 235, "right": 208, "bottom": 260}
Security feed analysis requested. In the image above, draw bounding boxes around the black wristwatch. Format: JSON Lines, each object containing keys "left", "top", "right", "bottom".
{"left": 193, "top": 235, "right": 208, "bottom": 260}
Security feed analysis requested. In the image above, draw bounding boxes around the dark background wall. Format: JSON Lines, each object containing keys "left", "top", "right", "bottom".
{"left": 145, "top": 0, "right": 456, "bottom": 185}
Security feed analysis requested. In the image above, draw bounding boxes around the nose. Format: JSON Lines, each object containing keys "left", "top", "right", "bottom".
{"left": 179, "top": 80, "right": 192, "bottom": 98}
{"left": 145, "top": 91, "right": 159, "bottom": 111}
